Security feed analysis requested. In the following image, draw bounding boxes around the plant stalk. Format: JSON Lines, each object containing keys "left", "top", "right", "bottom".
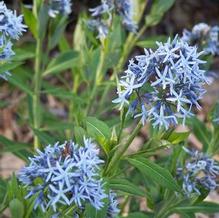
{"left": 33, "top": 38, "right": 42, "bottom": 149}
{"left": 105, "top": 121, "right": 142, "bottom": 175}
{"left": 86, "top": 46, "right": 106, "bottom": 115}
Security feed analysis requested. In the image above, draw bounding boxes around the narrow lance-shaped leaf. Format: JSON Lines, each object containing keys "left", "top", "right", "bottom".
{"left": 22, "top": 5, "right": 37, "bottom": 38}
{"left": 43, "top": 51, "right": 79, "bottom": 76}
{"left": 128, "top": 156, "right": 181, "bottom": 192}
{"left": 109, "top": 178, "right": 146, "bottom": 197}
{"left": 171, "top": 202, "right": 219, "bottom": 214}
{"left": 86, "top": 116, "right": 111, "bottom": 154}
{"left": 145, "top": 0, "right": 176, "bottom": 27}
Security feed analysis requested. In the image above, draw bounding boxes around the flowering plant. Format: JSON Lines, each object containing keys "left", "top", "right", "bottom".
{"left": 0, "top": 1, "right": 219, "bottom": 218}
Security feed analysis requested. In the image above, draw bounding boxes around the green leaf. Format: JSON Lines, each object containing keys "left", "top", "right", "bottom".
{"left": 187, "top": 117, "right": 212, "bottom": 151}
{"left": 49, "top": 17, "right": 68, "bottom": 50}
{"left": 0, "top": 62, "right": 23, "bottom": 75}
{"left": 172, "top": 202, "right": 219, "bottom": 214}
{"left": 86, "top": 116, "right": 111, "bottom": 154}
{"left": 84, "top": 202, "right": 108, "bottom": 218}
{"left": 210, "top": 101, "right": 219, "bottom": 125}
{"left": 163, "top": 131, "right": 190, "bottom": 144}
{"left": 128, "top": 157, "right": 181, "bottom": 192}
{"left": 0, "top": 135, "right": 32, "bottom": 161}
{"left": 74, "top": 126, "right": 87, "bottom": 144}
{"left": 41, "top": 84, "right": 85, "bottom": 104}
{"left": 8, "top": 69, "right": 33, "bottom": 96}
{"left": 73, "top": 15, "right": 86, "bottom": 52}
{"left": 87, "top": 117, "right": 111, "bottom": 139}
{"left": 38, "top": 4, "right": 49, "bottom": 40}
{"left": 145, "top": 0, "right": 176, "bottom": 26}
{"left": 22, "top": 5, "right": 37, "bottom": 38}
{"left": 12, "top": 48, "right": 35, "bottom": 62}
{"left": 0, "top": 178, "right": 7, "bottom": 204}
{"left": 9, "top": 199, "right": 24, "bottom": 218}
{"left": 40, "top": 121, "right": 74, "bottom": 131}
{"left": 109, "top": 178, "right": 145, "bottom": 197}
{"left": 59, "top": 35, "right": 70, "bottom": 52}
{"left": 33, "top": 129, "right": 57, "bottom": 145}
{"left": 137, "top": 35, "right": 167, "bottom": 48}
{"left": 43, "top": 51, "right": 79, "bottom": 76}
{"left": 0, "top": 136, "right": 31, "bottom": 153}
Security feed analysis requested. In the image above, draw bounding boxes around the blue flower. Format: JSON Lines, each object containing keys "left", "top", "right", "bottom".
{"left": 89, "top": 0, "right": 137, "bottom": 39}
{"left": 18, "top": 138, "right": 107, "bottom": 213}
{"left": 107, "top": 191, "right": 120, "bottom": 218}
{"left": 178, "top": 147, "right": 219, "bottom": 196}
{"left": 182, "top": 23, "right": 219, "bottom": 56}
{"left": 0, "top": 1, "right": 26, "bottom": 80}
{"left": 87, "top": 19, "right": 109, "bottom": 39}
{"left": 115, "top": 0, "right": 137, "bottom": 32}
{"left": 48, "top": 0, "right": 72, "bottom": 18}
{"left": 0, "top": 2, "right": 26, "bottom": 40}
{"left": 0, "top": 36, "right": 14, "bottom": 60}
{"left": 113, "top": 36, "right": 208, "bottom": 129}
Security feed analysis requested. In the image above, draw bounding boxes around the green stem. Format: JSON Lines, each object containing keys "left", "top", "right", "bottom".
{"left": 86, "top": 47, "right": 106, "bottom": 115}
{"left": 67, "top": 73, "right": 80, "bottom": 138}
{"left": 117, "top": 108, "right": 126, "bottom": 143}
{"left": 33, "top": 38, "right": 42, "bottom": 149}
{"left": 105, "top": 121, "right": 142, "bottom": 176}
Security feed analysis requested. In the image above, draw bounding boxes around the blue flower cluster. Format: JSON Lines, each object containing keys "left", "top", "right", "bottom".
{"left": 48, "top": 0, "right": 72, "bottom": 18}
{"left": 0, "top": 1, "right": 26, "bottom": 80}
{"left": 182, "top": 23, "right": 219, "bottom": 56}
{"left": 177, "top": 147, "right": 219, "bottom": 196}
{"left": 88, "top": 0, "right": 137, "bottom": 39}
{"left": 18, "top": 138, "right": 107, "bottom": 213}
{"left": 113, "top": 36, "right": 208, "bottom": 129}
{"left": 107, "top": 191, "right": 120, "bottom": 218}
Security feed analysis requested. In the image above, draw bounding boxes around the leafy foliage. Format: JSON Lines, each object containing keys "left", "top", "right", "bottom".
{"left": 0, "top": 0, "right": 219, "bottom": 218}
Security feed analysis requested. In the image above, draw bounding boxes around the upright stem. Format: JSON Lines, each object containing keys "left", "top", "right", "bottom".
{"left": 67, "top": 73, "right": 80, "bottom": 138}
{"left": 105, "top": 121, "right": 142, "bottom": 175}
{"left": 33, "top": 38, "right": 42, "bottom": 149}
{"left": 86, "top": 47, "right": 106, "bottom": 115}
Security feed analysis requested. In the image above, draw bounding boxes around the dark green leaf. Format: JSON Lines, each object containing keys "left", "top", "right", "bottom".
{"left": 38, "top": 5, "right": 49, "bottom": 40}
{"left": 145, "top": 0, "right": 176, "bottom": 26}
{"left": 40, "top": 121, "right": 74, "bottom": 131}
{"left": 172, "top": 202, "right": 219, "bottom": 214}
{"left": 0, "top": 62, "right": 23, "bottom": 75}
{"left": 128, "top": 157, "right": 181, "bottom": 192}
{"left": 0, "top": 136, "right": 31, "bottom": 153}
{"left": 0, "top": 135, "right": 32, "bottom": 161}
{"left": 49, "top": 17, "right": 68, "bottom": 50}
{"left": 0, "top": 178, "right": 7, "bottom": 204}
{"left": 187, "top": 117, "right": 212, "bottom": 151}
{"left": 12, "top": 48, "right": 35, "bottom": 61}
{"left": 84, "top": 202, "right": 108, "bottom": 218}
{"left": 43, "top": 51, "right": 79, "bottom": 76}
{"left": 8, "top": 69, "right": 33, "bottom": 96}
{"left": 41, "top": 85, "right": 84, "bottom": 104}
{"left": 33, "top": 129, "right": 57, "bottom": 145}
{"left": 109, "top": 178, "right": 145, "bottom": 197}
